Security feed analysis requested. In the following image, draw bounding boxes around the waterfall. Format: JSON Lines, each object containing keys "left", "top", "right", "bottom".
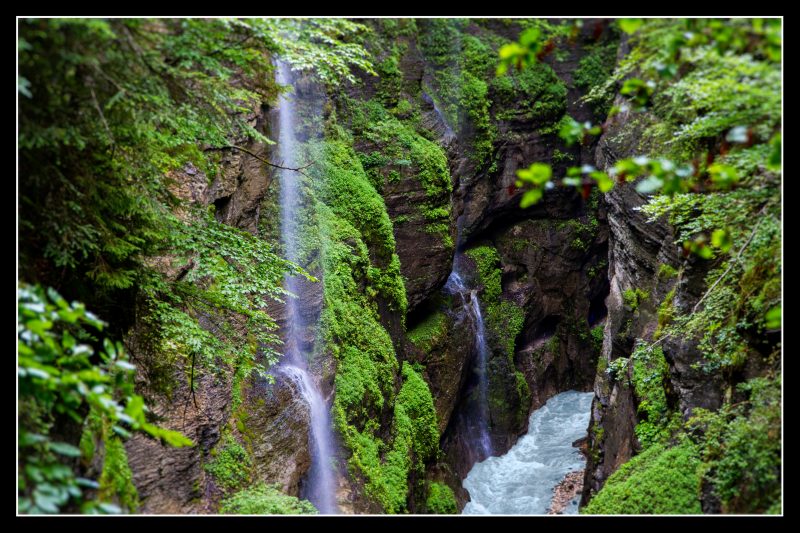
{"left": 445, "top": 263, "right": 492, "bottom": 459}
{"left": 462, "top": 391, "right": 595, "bottom": 515}
{"left": 276, "top": 60, "right": 338, "bottom": 514}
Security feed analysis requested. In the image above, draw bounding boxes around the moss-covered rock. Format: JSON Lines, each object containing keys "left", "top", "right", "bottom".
{"left": 221, "top": 483, "right": 317, "bottom": 514}
{"left": 583, "top": 439, "right": 702, "bottom": 514}
{"left": 425, "top": 481, "right": 458, "bottom": 514}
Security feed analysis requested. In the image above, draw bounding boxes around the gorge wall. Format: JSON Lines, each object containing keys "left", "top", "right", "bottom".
{"left": 120, "top": 19, "right": 780, "bottom": 515}
{"left": 121, "top": 19, "right": 616, "bottom": 514}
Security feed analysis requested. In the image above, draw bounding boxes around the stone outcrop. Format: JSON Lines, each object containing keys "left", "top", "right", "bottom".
{"left": 581, "top": 95, "right": 723, "bottom": 503}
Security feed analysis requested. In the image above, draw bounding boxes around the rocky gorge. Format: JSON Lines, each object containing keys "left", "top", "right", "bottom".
{"left": 18, "top": 17, "right": 782, "bottom": 516}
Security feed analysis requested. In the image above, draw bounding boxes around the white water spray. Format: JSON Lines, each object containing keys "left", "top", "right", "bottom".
{"left": 462, "top": 390, "right": 594, "bottom": 515}
{"left": 445, "top": 267, "right": 492, "bottom": 458}
{"left": 276, "top": 60, "right": 337, "bottom": 514}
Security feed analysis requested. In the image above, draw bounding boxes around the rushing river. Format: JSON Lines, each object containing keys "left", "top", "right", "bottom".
{"left": 462, "top": 390, "right": 594, "bottom": 515}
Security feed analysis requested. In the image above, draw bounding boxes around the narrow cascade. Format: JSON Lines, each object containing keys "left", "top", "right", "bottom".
{"left": 445, "top": 266, "right": 492, "bottom": 459}
{"left": 276, "top": 60, "right": 338, "bottom": 514}
{"left": 462, "top": 391, "right": 594, "bottom": 515}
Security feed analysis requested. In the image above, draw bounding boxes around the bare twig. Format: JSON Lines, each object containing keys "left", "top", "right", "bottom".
{"left": 691, "top": 204, "right": 769, "bottom": 314}
{"left": 90, "top": 86, "right": 114, "bottom": 145}
{"left": 205, "top": 144, "right": 313, "bottom": 178}
{"left": 644, "top": 204, "right": 771, "bottom": 352}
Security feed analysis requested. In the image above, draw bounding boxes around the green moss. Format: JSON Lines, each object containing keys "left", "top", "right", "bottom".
{"left": 492, "top": 62, "right": 567, "bottom": 125}
{"left": 376, "top": 49, "right": 404, "bottom": 106}
{"left": 631, "top": 344, "right": 670, "bottom": 448}
{"left": 220, "top": 483, "right": 317, "bottom": 515}
{"left": 654, "top": 288, "right": 676, "bottom": 339}
{"left": 622, "top": 288, "right": 650, "bottom": 312}
{"left": 204, "top": 434, "right": 251, "bottom": 492}
{"left": 418, "top": 20, "right": 497, "bottom": 166}
{"left": 588, "top": 259, "right": 608, "bottom": 280}
{"left": 395, "top": 363, "right": 439, "bottom": 466}
{"left": 657, "top": 263, "right": 678, "bottom": 279}
{"left": 349, "top": 100, "right": 453, "bottom": 252}
{"left": 465, "top": 245, "right": 503, "bottom": 301}
{"left": 308, "top": 138, "right": 407, "bottom": 315}
{"left": 583, "top": 439, "right": 702, "bottom": 514}
{"left": 465, "top": 245, "right": 525, "bottom": 361}
{"left": 341, "top": 363, "right": 438, "bottom": 514}
{"left": 689, "top": 377, "right": 780, "bottom": 514}
{"left": 514, "top": 371, "right": 531, "bottom": 411}
{"left": 547, "top": 333, "right": 560, "bottom": 354}
{"left": 552, "top": 148, "right": 574, "bottom": 163}
{"left": 300, "top": 127, "right": 443, "bottom": 513}
{"left": 425, "top": 482, "right": 458, "bottom": 514}
{"left": 98, "top": 435, "right": 139, "bottom": 512}
{"left": 574, "top": 42, "right": 619, "bottom": 117}
{"left": 408, "top": 311, "right": 449, "bottom": 353}
{"left": 591, "top": 324, "right": 604, "bottom": 353}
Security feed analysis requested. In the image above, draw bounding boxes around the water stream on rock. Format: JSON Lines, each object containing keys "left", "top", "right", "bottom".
{"left": 445, "top": 269, "right": 493, "bottom": 459}
{"left": 276, "top": 60, "right": 338, "bottom": 514}
{"left": 462, "top": 390, "right": 594, "bottom": 515}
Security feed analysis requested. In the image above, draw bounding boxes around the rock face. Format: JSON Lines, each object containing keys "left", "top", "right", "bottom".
{"left": 126, "top": 365, "right": 231, "bottom": 514}
{"left": 397, "top": 20, "right": 615, "bottom": 508}
{"left": 125, "top": 102, "right": 323, "bottom": 513}
{"left": 126, "top": 19, "right": 618, "bottom": 515}
{"left": 580, "top": 95, "right": 723, "bottom": 503}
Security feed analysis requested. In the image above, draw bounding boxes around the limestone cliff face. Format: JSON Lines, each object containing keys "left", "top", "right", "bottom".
{"left": 580, "top": 95, "right": 725, "bottom": 506}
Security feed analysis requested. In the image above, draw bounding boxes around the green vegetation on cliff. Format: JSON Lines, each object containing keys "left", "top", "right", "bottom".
{"left": 418, "top": 19, "right": 498, "bottom": 167}
{"left": 425, "top": 482, "right": 458, "bottom": 514}
{"left": 301, "top": 125, "right": 441, "bottom": 513}
{"left": 18, "top": 285, "right": 191, "bottom": 514}
{"left": 18, "top": 16, "right": 781, "bottom": 517}
{"left": 559, "top": 18, "right": 781, "bottom": 515}
{"left": 465, "top": 245, "right": 529, "bottom": 425}
{"left": 408, "top": 311, "right": 450, "bottom": 353}
{"left": 221, "top": 484, "right": 317, "bottom": 515}
{"left": 17, "top": 18, "right": 376, "bottom": 514}
{"left": 345, "top": 99, "right": 454, "bottom": 250}
{"left": 583, "top": 438, "right": 703, "bottom": 514}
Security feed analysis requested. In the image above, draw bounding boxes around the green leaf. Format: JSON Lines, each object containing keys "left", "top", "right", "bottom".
{"left": 520, "top": 189, "right": 543, "bottom": 208}
{"left": 696, "top": 246, "right": 714, "bottom": 259}
{"left": 517, "top": 163, "right": 552, "bottom": 185}
{"left": 48, "top": 442, "right": 82, "bottom": 457}
{"left": 19, "top": 432, "right": 47, "bottom": 447}
{"left": 711, "top": 229, "right": 733, "bottom": 252}
{"left": 591, "top": 171, "right": 615, "bottom": 193}
{"left": 768, "top": 133, "right": 781, "bottom": 170}
{"left": 636, "top": 176, "right": 664, "bottom": 194}
{"left": 18, "top": 76, "right": 32, "bottom": 98}
{"left": 708, "top": 164, "right": 739, "bottom": 188}
{"left": 765, "top": 306, "right": 781, "bottom": 330}
{"left": 115, "top": 360, "right": 136, "bottom": 371}
{"left": 619, "top": 18, "right": 643, "bottom": 35}
{"left": 725, "top": 126, "right": 749, "bottom": 144}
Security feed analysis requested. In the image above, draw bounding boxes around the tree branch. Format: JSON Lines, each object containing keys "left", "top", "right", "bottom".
{"left": 691, "top": 204, "right": 769, "bottom": 314}
{"left": 205, "top": 145, "right": 313, "bottom": 179}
